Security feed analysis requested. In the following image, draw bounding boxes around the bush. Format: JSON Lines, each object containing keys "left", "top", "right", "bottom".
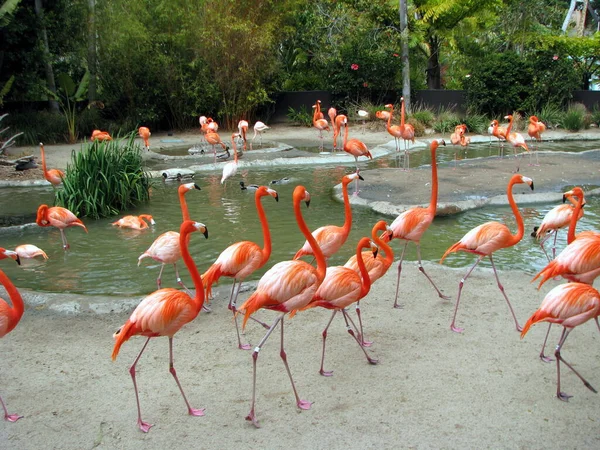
{"left": 6, "top": 111, "right": 68, "bottom": 145}
{"left": 590, "top": 106, "right": 600, "bottom": 126}
{"left": 462, "top": 111, "right": 488, "bottom": 134}
{"left": 433, "top": 109, "right": 461, "bottom": 133}
{"left": 410, "top": 104, "right": 435, "bottom": 127}
{"left": 536, "top": 103, "right": 563, "bottom": 129}
{"left": 561, "top": 103, "right": 590, "bottom": 131}
{"left": 407, "top": 117, "right": 425, "bottom": 137}
{"left": 287, "top": 105, "right": 313, "bottom": 127}
{"left": 55, "top": 133, "right": 151, "bottom": 219}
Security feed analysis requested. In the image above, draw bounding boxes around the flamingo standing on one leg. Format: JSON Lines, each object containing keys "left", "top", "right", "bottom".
{"left": 138, "top": 127, "right": 151, "bottom": 151}
{"left": 202, "top": 186, "right": 279, "bottom": 349}
{"left": 138, "top": 183, "right": 201, "bottom": 291}
{"left": 440, "top": 174, "right": 534, "bottom": 333}
{"left": 0, "top": 251, "right": 24, "bottom": 422}
{"left": 357, "top": 110, "right": 369, "bottom": 133}
{"left": 528, "top": 115, "right": 545, "bottom": 163}
{"left": 384, "top": 103, "right": 403, "bottom": 153}
{"left": 332, "top": 114, "right": 347, "bottom": 151}
{"left": 312, "top": 100, "right": 330, "bottom": 150}
{"left": 341, "top": 119, "right": 372, "bottom": 195}
{"left": 221, "top": 133, "right": 240, "bottom": 185}
{"left": 399, "top": 97, "right": 415, "bottom": 171}
{"left": 520, "top": 282, "right": 600, "bottom": 401}
{"left": 297, "top": 237, "right": 379, "bottom": 376}
{"left": 237, "top": 120, "right": 249, "bottom": 151}
{"left": 294, "top": 172, "right": 362, "bottom": 261}
{"left": 39, "top": 143, "right": 64, "bottom": 186}
{"left": 205, "top": 131, "right": 228, "bottom": 164}
{"left": 252, "top": 121, "right": 270, "bottom": 148}
{"left": 112, "top": 214, "right": 155, "bottom": 230}
{"left": 386, "top": 140, "right": 450, "bottom": 308}
{"left": 488, "top": 120, "right": 507, "bottom": 158}
{"left": 36, "top": 205, "right": 87, "bottom": 250}
{"left": 238, "top": 185, "right": 327, "bottom": 428}
{"left": 112, "top": 220, "right": 208, "bottom": 432}
{"left": 504, "top": 114, "right": 531, "bottom": 169}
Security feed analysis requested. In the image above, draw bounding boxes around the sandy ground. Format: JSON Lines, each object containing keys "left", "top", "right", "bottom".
{"left": 1, "top": 125, "right": 600, "bottom": 448}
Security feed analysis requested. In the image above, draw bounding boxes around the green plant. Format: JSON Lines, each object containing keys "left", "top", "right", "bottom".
{"left": 47, "top": 71, "right": 90, "bottom": 143}
{"left": 410, "top": 108, "right": 435, "bottom": 128}
{"left": 5, "top": 111, "right": 68, "bottom": 145}
{"left": 287, "top": 105, "right": 313, "bottom": 127}
{"left": 462, "top": 111, "right": 488, "bottom": 134}
{"left": 407, "top": 117, "right": 425, "bottom": 137}
{"left": 433, "top": 109, "right": 461, "bottom": 133}
{"left": 561, "top": 103, "right": 589, "bottom": 131}
{"left": 0, "top": 113, "right": 23, "bottom": 155}
{"left": 55, "top": 133, "right": 151, "bottom": 219}
{"left": 591, "top": 106, "right": 600, "bottom": 126}
{"left": 537, "top": 103, "right": 563, "bottom": 129}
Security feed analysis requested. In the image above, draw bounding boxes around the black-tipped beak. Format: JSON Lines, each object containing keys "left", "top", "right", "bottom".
{"left": 203, "top": 228, "right": 209, "bottom": 239}
{"left": 194, "top": 184, "right": 201, "bottom": 190}
{"left": 387, "top": 231, "right": 394, "bottom": 240}
{"left": 563, "top": 194, "right": 567, "bottom": 203}
{"left": 15, "top": 255, "right": 21, "bottom": 266}
{"left": 372, "top": 249, "right": 378, "bottom": 259}
{"left": 440, "top": 139, "right": 446, "bottom": 146}
{"left": 358, "top": 174, "right": 364, "bottom": 181}
{"left": 305, "top": 199, "right": 311, "bottom": 208}
{"left": 274, "top": 193, "right": 279, "bottom": 202}
{"left": 530, "top": 182, "right": 534, "bottom": 191}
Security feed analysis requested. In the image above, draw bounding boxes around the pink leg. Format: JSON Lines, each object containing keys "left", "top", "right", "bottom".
{"left": 319, "top": 310, "right": 338, "bottom": 376}
{"left": 355, "top": 301, "right": 372, "bottom": 347}
{"left": 555, "top": 328, "right": 597, "bottom": 401}
{"left": 228, "top": 280, "right": 269, "bottom": 331}
{"left": 392, "top": 242, "right": 408, "bottom": 309}
{"left": 353, "top": 159, "right": 360, "bottom": 196}
{"left": 538, "top": 233, "right": 553, "bottom": 262}
{"left": 416, "top": 244, "right": 450, "bottom": 300}
{"left": 488, "top": 255, "right": 521, "bottom": 332}
{"left": 168, "top": 337, "right": 205, "bottom": 416}
{"left": 279, "top": 317, "right": 312, "bottom": 410}
{"left": 1, "top": 394, "right": 22, "bottom": 422}
{"left": 551, "top": 231, "right": 559, "bottom": 260}
{"left": 450, "top": 256, "right": 483, "bottom": 333}
{"left": 60, "top": 229, "right": 69, "bottom": 250}
{"left": 228, "top": 280, "right": 251, "bottom": 350}
{"left": 341, "top": 310, "right": 378, "bottom": 364}
{"left": 156, "top": 263, "right": 166, "bottom": 290}
{"left": 539, "top": 323, "right": 553, "bottom": 362}
{"left": 128, "top": 337, "right": 154, "bottom": 432}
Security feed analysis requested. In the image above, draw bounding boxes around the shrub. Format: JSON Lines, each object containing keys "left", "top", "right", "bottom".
{"left": 287, "top": 106, "right": 313, "bottom": 127}
{"left": 407, "top": 117, "right": 425, "bottom": 137}
{"left": 462, "top": 111, "right": 488, "bottom": 134}
{"left": 590, "top": 106, "right": 600, "bottom": 126}
{"left": 536, "top": 103, "right": 563, "bottom": 129}
{"left": 433, "top": 109, "right": 461, "bottom": 133}
{"left": 6, "top": 111, "right": 68, "bottom": 145}
{"left": 410, "top": 104, "right": 435, "bottom": 127}
{"left": 55, "top": 133, "right": 151, "bottom": 219}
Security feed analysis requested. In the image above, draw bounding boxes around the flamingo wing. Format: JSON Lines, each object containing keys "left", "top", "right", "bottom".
{"left": 139, "top": 231, "right": 181, "bottom": 264}
{"left": 308, "top": 266, "right": 361, "bottom": 309}
{"left": 390, "top": 207, "right": 432, "bottom": 242}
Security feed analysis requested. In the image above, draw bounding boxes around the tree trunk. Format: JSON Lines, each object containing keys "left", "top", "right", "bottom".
{"left": 426, "top": 35, "right": 441, "bottom": 89}
{"left": 87, "top": 0, "right": 97, "bottom": 104}
{"left": 399, "top": 0, "right": 411, "bottom": 114}
{"left": 34, "top": 0, "right": 60, "bottom": 113}
{"left": 562, "top": 0, "right": 578, "bottom": 33}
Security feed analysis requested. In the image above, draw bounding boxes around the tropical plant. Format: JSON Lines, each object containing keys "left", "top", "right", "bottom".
{"left": 46, "top": 72, "right": 90, "bottom": 144}
{"left": 433, "top": 108, "right": 461, "bottom": 133}
{"left": 561, "top": 103, "right": 590, "bottom": 132}
{"left": 287, "top": 105, "right": 313, "bottom": 127}
{"left": 410, "top": 104, "right": 436, "bottom": 127}
{"left": 55, "top": 133, "right": 151, "bottom": 219}
{"left": 537, "top": 103, "right": 563, "bottom": 129}
{"left": 462, "top": 111, "right": 489, "bottom": 134}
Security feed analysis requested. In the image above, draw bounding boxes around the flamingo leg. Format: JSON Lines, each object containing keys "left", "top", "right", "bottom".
{"left": 450, "top": 255, "right": 483, "bottom": 333}
{"left": 416, "top": 244, "right": 450, "bottom": 300}
{"left": 341, "top": 309, "right": 378, "bottom": 364}
{"left": 279, "top": 316, "right": 312, "bottom": 410}
{"left": 168, "top": 337, "right": 205, "bottom": 416}
{"left": 551, "top": 230, "right": 559, "bottom": 260}
{"left": 555, "top": 328, "right": 597, "bottom": 401}
{"left": 489, "top": 254, "right": 521, "bottom": 332}
{"left": 156, "top": 263, "right": 166, "bottom": 290}
{"left": 174, "top": 263, "right": 191, "bottom": 295}
{"left": 539, "top": 323, "right": 554, "bottom": 363}
{"left": 355, "top": 301, "right": 372, "bottom": 347}
{"left": 1, "top": 394, "right": 22, "bottom": 422}
{"left": 319, "top": 310, "right": 338, "bottom": 376}
{"left": 392, "top": 242, "right": 409, "bottom": 309}
{"left": 538, "top": 233, "right": 553, "bottom": 262}
{"left": 353, "top": 159, "right": 360, "bottom": 196}
{"left": 60, "top": 229, "right": 69, "bottom": 250}
{"left": 228, "top": 280, "right": 252, "bottom": 350}
{"left": 128, "top": 337, "right": 153, "bottom": 432}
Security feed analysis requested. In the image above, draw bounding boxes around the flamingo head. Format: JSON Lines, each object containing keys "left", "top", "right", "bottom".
{"left": 504, "top": 115, "right": 513, "bottom": 120}
{"left": 384, "top": 104, "right": 393, "bottom": 109}
{"left": 266, "top": 187, "right": 279, "bottom": 202}
{"left": 343, "top": 172, "right": 364, "bottom": 185}
{"left": 180, "top": 182, "right": 201, "bottom": 194}
{"left": 517, "top": 175, "right": 534, "bottom": 191}
{"left": 293, "top": 185, "right": 311, "bottom": 208}
{"left": 36, "top": 204, "right": 49, "bottom": 226}
{"left": 181, "top": 220, "right": 208, "bottom": 239}
{"left": 563, "top": 187, "right": 585, "bottom": 206}
{"left": 369, "top": 239, "right": 379, "bottom": 260}
{"left": 0, "top": 248, "right": 20, "bottom": 265}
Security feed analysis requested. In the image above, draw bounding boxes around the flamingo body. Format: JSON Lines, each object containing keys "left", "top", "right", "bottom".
{"left": 14, "top": 244, "right": 48, "bottom": 260}
{"left": 36, "top": 205, "right": 87, "bottom": 250}
{"left": 138, "top": 127, "right": 151, "bottom": 150}
{"left": 112, "top": 214, "right": 155, "bottom": 230}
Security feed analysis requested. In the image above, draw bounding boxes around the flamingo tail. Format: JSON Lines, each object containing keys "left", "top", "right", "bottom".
{"left": 440, "top": 241, "right": 464, "bottom": 264}
{"left": 111, "top": 320, "right": 136, "bottom": 361}
{"left": 201, "top": 264, "right": 223, "bottom": 301}
{"left": 520, "top": 309, "right": 553, "bottom": 339}
{"left": 532, "top": 260, "right": 564, "bottom": 289}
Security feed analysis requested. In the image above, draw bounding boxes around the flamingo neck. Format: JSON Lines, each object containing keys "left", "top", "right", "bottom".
{"left": 372, "top": 224, "right": 394, "bottom": 268}
{"left": 507, "top": 179, "right": 525, "bottom": 246}
{"left": 231, "top": 136, "right": 238, "bottom": 163}
{"left": 40, "top": 146, "right": 49, "bottom": 175}
{"left": 341, "top": 180, "right": 353, "bottom": 235}
{"left": 256, "top": 194, "right": 272, "bottom": 263}
{"left": 179, "top": 227, "right": 205, "bottom": 313}
{"left": 400, "top": 101, "right": 406, "bottom": 127}
{"left": 428, "top": 147, "right": 439, "bottom": 214}
{"left": 294, "top": 198, "right": 326, "bottom": 282}
{"left": 343, "top": 123, "right": 349, "bottom": 148}
{"left": 179, "top": 191, "right": 191, "bottom": 222}
{"left": 0, "top": 270, "right": 24, "bottom": 334}
{"left": 356, "top": 240, "right": 372, "bottom": 298}
{"left": 506, "top": 116, "right": 514, "bottom": 136}
{"left": 567, "top": 194, "right": 584, "bottom": 244}
{"left": 387, "top": 107, "right": 393, "bottom": 129}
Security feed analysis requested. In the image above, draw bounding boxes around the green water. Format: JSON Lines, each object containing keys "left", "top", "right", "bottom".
{"left": 0, "top": 146, "right": 598, "bottom": 296}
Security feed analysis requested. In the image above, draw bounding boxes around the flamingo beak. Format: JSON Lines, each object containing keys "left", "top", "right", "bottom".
{"left": 358, "top": 174, "right": 364, "bottom": 181}
{"left": 194, "top": 184, "right": 201, "bottom": 190}
{"left": 274, "top": 193, "right": 279, "bottom": 202}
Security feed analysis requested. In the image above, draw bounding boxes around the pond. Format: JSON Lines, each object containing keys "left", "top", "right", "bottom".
{"left": 0, "top": 141, "right": 597, "bottom": 296}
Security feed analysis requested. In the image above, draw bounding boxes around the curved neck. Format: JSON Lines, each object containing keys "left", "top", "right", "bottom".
{"left": 386, "top": 107, "right": 393, "bottom": 128}
{"left": 341, "top": 180, "right": 353, "bottom": 235}
{"left": 567, "top": 194, "right": 584, "bottom": 244}
{"left": 179, "top": 227, "right": 205, "bottom": 313}
{"left": 400, "top": 100, "right": 406, "bottom": 127}
{"left": 428, "top": 147, "right": 439, "bottom": 213}
{"left": 356, "top": 241, "right": 372, "bottom": 298}
{"left": 256, "top": 194, "right": 272, "bottom": 263}
{"left": 505, "top": 116, "right": 514, "bottom": 136}
{"left": 231, "top": 136, "right": 238, "bottom": 163}
{"left": 40, "top": 145, "right": 49, "bottom": 174}
{"left": 372, "top": 224, "right": 394, "bottom": 267}
{"left": 294, "top": 198, "right": 326, "bottom": 282}
{"left": 0, "top": 269, "right": 24, "bottom": 333}
{"left": 343, "top": 123, "right": 349, "bottom": 146}
{"left": 179, "top": 190, "right": 191, "bottom": 222}
{"left": 507, "top": 180, "right": 525, "bottom": 246}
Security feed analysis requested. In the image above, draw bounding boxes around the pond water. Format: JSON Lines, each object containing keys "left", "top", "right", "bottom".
{"left": 0, "top": 142, "right": 597, "bottom": 296}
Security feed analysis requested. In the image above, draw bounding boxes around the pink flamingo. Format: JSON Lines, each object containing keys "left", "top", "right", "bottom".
{"left": 138, "top": 183, "right": 201, "bottom": 290}
{"left": 112, "top": 220, "right": 209, "bottom": 432}
{"left": 205, "top": 131, "right": 228, "bottom": 163}
{"left": 399, "top": 97, "right": 415, "bottom": 170}
{"left": 450, "top": 125, "right": 469, "bottom": 168}
{"left": 488, "top": 120, "right": 507, "bottom": 157}
{"left": 312, "top": 100, "right": 330, "bottom": 149}
{"left": 91, "top": 130, "right": 112, "bottom": 141}
{"left": 36, "top": 205, "right": 87, "bottom": 250}
{"left": 112, "top": 214, "right": 155, "bottom": 230}
{"left": 297, "top": 237, "right": 379, "bottom": 376}
{"left": 252, "top": 121, "right": 270, "bottom": 148}
{"left": 221, "top": 133, "right": 240, "bottom": 185}
{"left": 237, "top": 120, "right": 248, "bottom": 151}
{"left": 384, "top": 103, "right": 403, "bottom": 152}
{"left": 294, "top": 172, "right": 362, "bottom": 261}
{"left": 14, "top": 244, "right": 48, "bottom": 261}
{"left": 39, "top": 143, "right": 64, "bottom": 186}
{"left": 202, "top": 186, "right": 279, "bottom": 350}
{"left": 521, "top": 282, "right": 600, "bottom": 401}
{"left": 387, "top": 140, "right": 450, "bottom": 308}
{"left": 440, "top": 174, "right": 534, "bottom": 333}
{"left": 528, "top": 115, "right": 546, "bottom": 150}
{"left": 238, "top": 185, "right": 326, "bottom": 428}
{"left": 341, "top": 118, "right": 372, "bottom": 194}
{"left": 138, "top": 127, "right": 151, "bottom": 151}
{"left": 504, "top": 114, "right": 532, "bottom": 168}
{"left": 332, "top": 114, "right": 347, "bottom": 151}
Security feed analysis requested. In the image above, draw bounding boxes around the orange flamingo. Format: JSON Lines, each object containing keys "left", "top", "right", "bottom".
{"left": 332, "top": 114, "right": 347, "bottom": 151}
{"left": 440, "top": 174, "right": 534, "bottom": 333}
{"left": 112, "top": 220, "right": 208, "bottom": 432}
{"left": 138, "top": 127, "right": 151, "bottom": 151}
{"left": 488, "top": 119, "right": 507, "bottom": 157}
{"left": 384, "top": 103, "right": 403, "bottom": 152}
{"left": 312, "top": 100, "right": 330, "bottom": 149}
{"left": 450, "top": 125, "right": 469, "bottom": 168}
{"left": 39, "top": 143, "right": 64, "bottom": 186}
{"left": 36, "top": 205, "right": 87, "bottom": 250}
{"left": 375, "top": 110, "right": 391, "bottom": 122}
{"left": 14, "top": 244, "right": 48, "bottom": 261}
{"left": 298, "top": 237, "right": 379, "bottom": 376}
{"left": 112, "top": 214, "right": 155, "bottom": 230}
{"left": 0, "top": 248, "right": 20, "bottom": 265}
{"left": 387, "top": 140, "right": 449, "bottom": 308}
{"left": 504, "top": 114, "right": 532, "bottom": 168}
{"left": 399, "top": 97, "right": 415, "bottom": 170}
{"left": 252, "top": 121, "right": 269, "bottom": 148}
{"left": 327, "top": 107, "right": 337, "bottom": 129}
{"left": 528, "top": 115, "right": 546, "bottom": 148}
{"left": 202, "top": 186, "right": 279, "bottom": 349}
{"left": 344, "top": 220, "right": 394, "bottom": 346}
{"left": 237, "top": 120, "right": 248, "bottom": 151}
{"left": 221, "top": 133, "right": 240, "bottom": 185}
{"left": 294, "top": 172, "right": 362, "bottom": 261}
{"left": 205, "top": 131, "right": 228, "bottom": 163}
{"left": 0, "top": 254, "right": 24, "bottom": 422}
{"left": 91, "top": 130, "right": 112, "bottom": 142}
{"left": 520, "top": 282, "right": 600, "bottom": 401}
{"left": 341, "top": 119, "right": 372, "bottom": 194}
{"left": 206, "top": 118, "right": 219, "bottom": 133}
{"left": 238, "top": 185, "right": 326, "bottom": 428}
{"left": 138, "top": 183, "right": 201, "bottom": 290}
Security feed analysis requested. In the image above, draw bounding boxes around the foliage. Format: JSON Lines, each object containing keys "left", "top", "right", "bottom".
{"left": 433, "top": 108, "right": 461, "bottom": 133}
{"left": 407, "top": 117, "right": 425, "bottom": 137}
{"left": 461, "top": 111, "right": 488, "bottom": 134}
{"left": 537, "top": 103, "right": 563, "bottom": 129}
{"left": 47, "top": 71, "right": 90, "bottom": 144}
{"left": 287, "top": 106, "right": 313, "bottom": 127}
{"left": 561, "top": 103, "right": 590, "bottom": 132}
{"left": 55, "top": 134, "right": 151, "bottom": 219}
{"left": 410, "top": 104, "right": 436, "bottom": 127}
{"left": 5, "top": 111, "right": 67, "bottom": 145}
{"left": 591, "top": 106, "right": 600, "bottom": 127}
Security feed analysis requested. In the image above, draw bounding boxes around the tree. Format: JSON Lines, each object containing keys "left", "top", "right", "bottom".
{"left": 87, "top": 0, "right": 96, "bottom": 104}
{"left": 399, "top": 0, "right": 411, "bottom": 113}
{"left": 34, "top": 0, "right": 60, "bottom": 113}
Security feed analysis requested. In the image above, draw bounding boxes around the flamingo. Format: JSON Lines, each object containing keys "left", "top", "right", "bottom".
{"left": 341, "top": 119, "right": 372, "bottom": 194}
{"left": 202, "top": 186, "right": 279, "bottom": 349}
{"left": 14, "top": 244, "right": 48, "bottom": 261}
{"left": 399, "top": 97, "right": 415, "bottom": 170}
{"left": 327, "top": 107, "right": 337, "bottom": 129}
{"left": 384, "top": 103, "right": 402, "bottom": 153}
{"left": 312, "top": 100, "right": 330, "bottom": 150}
{"left": 205, "top": 131, "right": 228, "bottom": 163}
{"left": 357, "top": 109, "right": 369, "bottom": 133}
{"left": 440, "top": 174, "right": 534, "bottom": 333}
{"left": 332, "top": 114, "right": 347, "bottom": 151}
{"left": 237, "top": 185, "right": 326, "bottom": 428}
{"left": 520, "top": 282, "right": 600, "bottom": 401}
{"left": 220, "top": 133, "right": 240, "bottom": 185}
{"left": 206, "top": 118, "right": 219, "bottom": 133}
{"left": 344, "top": 220, "right": 394, "bottom": 346}
{"left": 138, "top": 127, "right": 151, "bottom": 151}
{"left": 387, "top": 140, "right": 450, "bottom": 308}
{"left": 0, "top": 253, "right": 24, "bottom": 422}
{"left": 504, "top": 114, "right": 532, "bottom": 168}
{"left": 39, "top": 143, "right": 64, "bottom": 186}
{"left": 375, "top": 110, "right": 391, "bottom": 122}
{"left": 112, "top": 214, "right": 155, "bottom": 230}
{"left": 488, "top": 119, "right": 507, "bottom": 157}
{"left": 450, "top": 125, "right": 469, "bottom": 169}
{"left": 297, "top": 237, "right": 379, "bottom": 376}
{"left": 36, "top": 204, "right": 87, "bottom": 250}
{"left": 252, "top": 121, "right": 270, "bottom": 148}
{"left": 293, "top": 172, "right": 362, "bottom": 261}
{"left": 138, "top": 183, "right": 201, "bottom": 291}
{"left": 91, "top": 130, "right": 112, "bottom": 142}
{"left": 237, "top": 120, "right": 249, "bottom": 151}
{"left": 528, "top": 115, "right": 546, "bottom": 149}
{"left": 112, "top": 220, "right": 208, "bottom": 432}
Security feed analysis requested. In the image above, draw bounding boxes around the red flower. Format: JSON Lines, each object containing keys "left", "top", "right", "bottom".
{"left": 363, "top": 82, "right": 369, "bottom": 87}
{"left": 351, "top": 64, "right": 359, "bottom": 71}
{"left": 553, "top": 55, "right": 559, "bottom": 61}
{"left": 393, "top": 53, "right": 399, "bottom": 57}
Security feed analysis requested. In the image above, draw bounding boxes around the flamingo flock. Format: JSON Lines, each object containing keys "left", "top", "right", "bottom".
{"left": 2, "top": 113, "right": 597, "bottom": 437}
